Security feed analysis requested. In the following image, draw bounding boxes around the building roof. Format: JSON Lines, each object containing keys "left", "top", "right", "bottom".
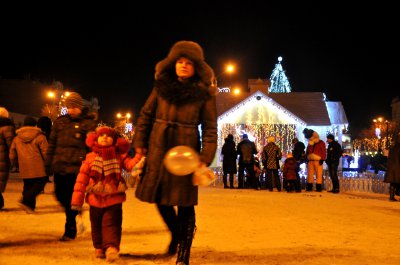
{"left": 216, "top": 91, "right": 333, "bottom": 126}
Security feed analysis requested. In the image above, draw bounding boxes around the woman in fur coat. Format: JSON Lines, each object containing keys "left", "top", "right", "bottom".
{"left": 133, "top": 40, "right": 217, "bottom": 265}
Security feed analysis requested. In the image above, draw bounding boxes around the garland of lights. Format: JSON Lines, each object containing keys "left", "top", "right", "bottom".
{"left": 219, "top": 123, "right": 297, "bottom": 156}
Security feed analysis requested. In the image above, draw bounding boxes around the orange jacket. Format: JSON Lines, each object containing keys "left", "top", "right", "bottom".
{"left": 71, "top": 152, "right": 139, "bottom": 208}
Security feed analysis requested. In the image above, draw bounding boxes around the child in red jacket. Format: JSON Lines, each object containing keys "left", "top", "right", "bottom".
{"left": 71, "top": 126, "right": 139, "bottom": 261}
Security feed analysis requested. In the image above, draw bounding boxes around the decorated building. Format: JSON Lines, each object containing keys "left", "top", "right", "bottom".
{"left": 214, "top": 57, "right": 349, "bottom": 166}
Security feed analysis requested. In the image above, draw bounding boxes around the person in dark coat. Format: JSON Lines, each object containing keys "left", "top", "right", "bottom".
{"left": 237, "top": 134, "right": 258, "bottom": 189}
{"left": 0, "top": 107, "right": 16, "bottom": 210}
{"left": 384, "top": 132, "right": 400, "bottom": 201}
{"left": 291, "top": 137, "right": 305, "bottom": 192}
{"left": 37, "top": 116, "right": 52, "bottom": 140}
{"left": 326, "top": 134, "right": 343, "bottom": 193}
{"left": 221, "top": 134, "right": 237, "bottom": 188}
{"left": 262, "top": 136, "right": 282, "bottom": 191}
{"left": 45, "top": 92, "right": 97, "bottom": 241}
{"left": 132, "top": 40, "right": 217, "bottom": 265}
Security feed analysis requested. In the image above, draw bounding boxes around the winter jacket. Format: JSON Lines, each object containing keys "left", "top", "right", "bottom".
{"left": 71, "top": 152, "right": 137, "bottom": 208}
{"left": 292, "top": 141, "right": 305, "bottom": 162}
{"left": 9, "top": 126, "right": 48, "bottom": 179}
{"left": 45, "top": 111, "right": 96, "bottom": 175}
{"left": 326, "top": 140, "right": 343, "bottom": 165}
{"left": 221, "top": 138, "right": 237, "bottom": 174}
{"left": 0, "top": 117, "right": 15, "bottom": 192}
{"left": 262, "top": 142, "right": 282, "bottom": 169}
{"left": 237, "top": 139, "right": 257, "bottom": 165}
{"left": 133, "top": 77, "right": 217, "bottom": 206}
{"left": 283, "top": 157, "right": 299, "bottom": 181}
{"left": 384, "top": 142, "right": 400, "bottom": 184}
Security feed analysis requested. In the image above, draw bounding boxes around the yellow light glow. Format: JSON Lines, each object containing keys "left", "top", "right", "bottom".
{"left": 126, "top": 113, "right": 131, "bottom": 119}
{"left": 226, "top": 64, "right": 235, "bottom": 74}
{"left": 233, "top": 88, "right": 240, "bottom": 95}
{"left": 64, "top": 91, "right": 70, "bottom": 97}
{"left": 116, "top": 113, "right": 122, "bottom": 118}
{"left": 47, "top": 91, "right": 55, "bottom": 98}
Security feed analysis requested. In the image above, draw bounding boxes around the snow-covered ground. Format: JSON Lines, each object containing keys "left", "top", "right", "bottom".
{"left": 1, "top": 174, "right": 400, "bottom": 265}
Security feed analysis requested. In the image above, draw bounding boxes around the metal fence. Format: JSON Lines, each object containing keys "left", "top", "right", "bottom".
{"left": 122, "top": 167, "right": 389, "bottom": 194}
{"left": 210, "top": 167, "right": 389, "bottom": 194}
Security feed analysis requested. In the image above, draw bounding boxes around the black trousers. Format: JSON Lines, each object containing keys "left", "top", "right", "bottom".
{"left": 54, "top": 173, "right": 79, "bottom": 237}
{"left": 238, "top": 163, "right": 256, "bottom": 189}
{"left": 266, "top": 169, "right": 281, "bottom": 191}
{"left": 327, "top": 163, "right": 339, "bottom": 190}
{"left": 21, "top": 176, "right": 47, "bottom": 210}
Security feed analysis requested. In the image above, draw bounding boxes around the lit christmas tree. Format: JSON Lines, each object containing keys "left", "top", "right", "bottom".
{"left": 269, "top": 56, "right": 292, "bottom": 93}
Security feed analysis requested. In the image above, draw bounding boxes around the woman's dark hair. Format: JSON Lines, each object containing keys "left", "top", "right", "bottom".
{"left": 37, "top": 116, "right": 52, "bottom": 140}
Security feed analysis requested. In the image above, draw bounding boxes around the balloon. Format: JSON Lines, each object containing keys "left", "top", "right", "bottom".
{"left": 163, "top": 146, "right": 200, "bottom": 176}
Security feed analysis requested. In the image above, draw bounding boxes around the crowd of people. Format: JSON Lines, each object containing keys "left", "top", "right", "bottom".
{"left": 1, "top": 40, "right": 400, "bottom": 265}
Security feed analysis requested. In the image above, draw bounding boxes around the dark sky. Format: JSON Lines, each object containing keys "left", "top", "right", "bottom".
{"left": 1, "top": 2, "right": 399, "bottom": 135}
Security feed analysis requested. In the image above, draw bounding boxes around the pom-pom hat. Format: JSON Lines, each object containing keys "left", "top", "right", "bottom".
{"left": 65, "top": 92, "right": 84, "bottom": 110}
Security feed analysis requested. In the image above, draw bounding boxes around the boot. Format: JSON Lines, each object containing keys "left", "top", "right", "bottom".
{"left": 223, "top": 174, "right": 228, "bottom": 189}
{"left": 306, "top": 183, "right": 313, "bottom": 191}
{"left": 176, "top": 216, "right": 196, "bottom": 265}
{"left": 316, "top": 184, "right": 322, "bottom": 192}
{"left": 229, "top": 175, "right": 234, "bottom": 189}
{"left": 389, "top": 184, "right": 397, "bottom": 201}
{"left": 157, "top": 205, "right": 179, "bottom": 255}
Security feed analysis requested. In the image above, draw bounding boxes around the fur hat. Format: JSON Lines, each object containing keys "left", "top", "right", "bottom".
{"left": 327, "top": 134, "right": 335, "bottom": 140}
{"left": 0, "top": 107, "right": 9, "bottom": 118}
{"left": 155, "top": 40, "right": 215, "bottom": 86}
{"left": 23, "top": 116, "right": 37, "bottom": 126}
{"left": 65, "top": 92, "right": 84, "bottom": 110}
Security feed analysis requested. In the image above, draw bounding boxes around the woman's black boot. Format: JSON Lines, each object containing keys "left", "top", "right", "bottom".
{"left": 176, "top": 215, "right": 196, "bottom": 265}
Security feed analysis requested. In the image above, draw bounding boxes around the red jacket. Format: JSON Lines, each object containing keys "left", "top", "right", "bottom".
{"left": 71, "top": 152, "right": 138, "bottom": 208}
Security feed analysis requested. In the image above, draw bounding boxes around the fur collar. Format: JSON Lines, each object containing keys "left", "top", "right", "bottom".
{"left": 155, "top": 74, "right": 211, "bottom": 105}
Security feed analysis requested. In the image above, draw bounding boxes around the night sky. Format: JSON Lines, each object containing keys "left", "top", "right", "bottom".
{"left": 1, "top": 2, "right": 398, "bottom": 135}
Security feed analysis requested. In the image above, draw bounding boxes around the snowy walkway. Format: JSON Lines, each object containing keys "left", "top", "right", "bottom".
{"left": 1, "top": 176, "right": 400, "bottom": 265}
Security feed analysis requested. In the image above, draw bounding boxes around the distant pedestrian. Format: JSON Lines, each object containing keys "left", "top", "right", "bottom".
{"left": 262, "top": 136, "right": 282, "bottom": 191}
{"left": 291, "top": 137, "right": 305, "bottom": 191}
{"left": 9, "top": 116, "right": 48, "bottom": 213}
{"left": 0, "top": 107, "right": 16, "bottom": 210}
{"left": 325, "top": 134, "right": 343, "bottom": 193}
{"left": 282, "top": 153, "right": 300, "bottom": 192}
{"left": 221, "top": 134, "right": 237, "bottom": 189}
{"left": 37, "top": 116, "right": 52, "bottom": 140}
{"left": 45, "top": 92, "right": 97, "bottom": 241}
{"left": 71, "top": 126, "right": 140, "bottom": 261}
{"left": 384, "top": 132, "right": 400, "bottom": 201}
{"left": 237, "top": 134, "right": 258, "bottom": 189}
{"left": 303, "top": 128, "right": 326, "bottom": 192}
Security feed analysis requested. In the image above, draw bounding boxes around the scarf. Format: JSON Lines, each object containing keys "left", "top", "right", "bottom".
{"left": 90, "top": 144, "right": 121, "bottom": 183}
